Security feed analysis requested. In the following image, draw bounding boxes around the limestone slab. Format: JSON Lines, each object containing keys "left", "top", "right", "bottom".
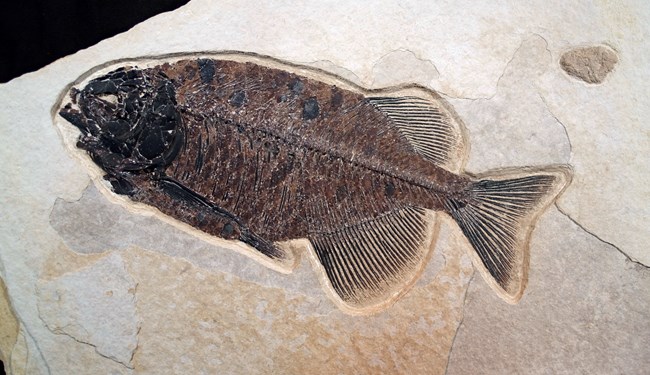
{"left": 0, "top": 0, "right": 648, "bottom": 374}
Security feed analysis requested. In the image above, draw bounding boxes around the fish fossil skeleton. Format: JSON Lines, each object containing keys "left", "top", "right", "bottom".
{"left": 57, "top": 53, "right": 571, "bottom": 314}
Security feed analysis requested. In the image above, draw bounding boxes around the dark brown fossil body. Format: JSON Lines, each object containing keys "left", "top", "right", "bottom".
{"left": 59, "top": 55, "right": 571, "bottom": 313}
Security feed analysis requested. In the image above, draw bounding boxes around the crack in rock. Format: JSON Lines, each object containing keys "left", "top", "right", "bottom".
{"left": 370, "top": 48, "right": 440, "bottom": 89}
{"left": 556, "top": 204, "right": 649, "bottom": 270}
{"left": 36, "top": 253, "right": 140, "bottom": 369}
{"left": 538, "top": 93, "right": 574, "bottom": 157}
{"left": 444, "top": 270, "right": 475, "bottom": 375}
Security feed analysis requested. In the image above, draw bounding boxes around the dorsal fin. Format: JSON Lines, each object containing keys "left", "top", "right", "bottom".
{"left": 368, "top": 96, "right": 466, "bottom": 172}
{"left": 307, "top": 206, "right": 435, "bottom": 314}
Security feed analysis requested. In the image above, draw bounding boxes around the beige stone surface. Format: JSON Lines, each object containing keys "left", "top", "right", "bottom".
{"left": 446, "top": 210, "right": 650, "bottom": 374}
{"left": 36, "top": 252, "right": 139, "bottom": 368}
{"left": 125, "top": 222, "right": 471, "bottom": 374}
{"left": 0, "top": 277, "right": 19, "bottom": 371}
{"left": 1, "top": 0, "right": 649, "bottom": 374}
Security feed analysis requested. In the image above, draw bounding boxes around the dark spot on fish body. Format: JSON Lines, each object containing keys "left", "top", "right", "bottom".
{"left": 289, "top": 78, "right": 304, "bottom": 94}
{"left": 302, "top": 97, "right": 320, "bottom": 120}
{"left": 230, "top": 90, "right": 246, "bottom": 107}
{"left": 197, "top": 59, "right": 216, "bottom": 84}
{"left": 336, "top": 185, "right": 348, "bottom": 201}
{"left": 221, "top": 222, "right": 235, "bottom": 237}
{"left": 385, "top": 181, "right": 396, "bottom": 198}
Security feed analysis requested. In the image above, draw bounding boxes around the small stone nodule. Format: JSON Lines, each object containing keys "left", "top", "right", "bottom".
{"left": 560, "top": 45, "right": 618, "bottom": 84}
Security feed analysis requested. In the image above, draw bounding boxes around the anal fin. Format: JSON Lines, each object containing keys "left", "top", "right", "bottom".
{"left": 308, "top": 206, "right": 436, "bottom": 314}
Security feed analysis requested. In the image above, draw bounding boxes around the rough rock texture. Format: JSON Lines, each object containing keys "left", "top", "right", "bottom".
{"left": 0, "top": 277, "right": 19, "bottom": 369}
{"left": 126, "top": 226, "right": 471, "bottom": 374}
{"left": 447, "top": 210, "right": 650, "bottom": 374}
{"left": 36, "top": 253, "right": 139, "bottom": 368}
{"left": 1, "top": 1, "right": 649, "bottom": 374}
{"left": 560, "top": 45, "right": 618, "bottom": 84}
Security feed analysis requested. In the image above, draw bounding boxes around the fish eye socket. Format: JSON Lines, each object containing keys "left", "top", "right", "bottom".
{"left": 138, "top": 130, "right": 167, "bottom": 160}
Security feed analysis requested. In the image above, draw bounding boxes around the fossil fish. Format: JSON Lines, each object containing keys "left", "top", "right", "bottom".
{"left": 57, "top": 53, "right": 571, "bottom": 314}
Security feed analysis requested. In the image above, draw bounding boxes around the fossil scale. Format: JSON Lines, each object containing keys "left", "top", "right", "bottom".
{"left": 56, "top": 53, "right": 571, "bottom": 314}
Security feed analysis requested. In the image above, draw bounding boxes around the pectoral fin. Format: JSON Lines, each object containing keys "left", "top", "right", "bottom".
{"left": 155, "top": 176, "right": 295, "bottom": 271}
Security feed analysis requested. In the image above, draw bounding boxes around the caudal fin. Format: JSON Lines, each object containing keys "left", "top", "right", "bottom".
{"left": 445, "top": 166, "right": 572, "bottom": 303}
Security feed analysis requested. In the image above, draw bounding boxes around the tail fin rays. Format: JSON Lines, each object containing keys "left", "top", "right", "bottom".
{"left": 446, "top": 166, "right": 572, "bottom": 302}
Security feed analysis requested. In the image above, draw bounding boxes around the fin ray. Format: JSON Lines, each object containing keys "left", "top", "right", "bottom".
{"left": 446, "top": 166, "right": 572, "bottom": 302}
{"left": 308, "top": 206, "right": 435, "bottom": 314}
{"left": 368, "top": 96, "right": 467, "bottom": 172}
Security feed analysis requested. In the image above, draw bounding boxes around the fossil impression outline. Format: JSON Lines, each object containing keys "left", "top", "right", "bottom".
{"left": 55, "top": 52, "right": 572, "bottom": 315}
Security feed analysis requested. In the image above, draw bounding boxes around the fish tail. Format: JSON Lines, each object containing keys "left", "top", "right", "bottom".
{"left": 444, "top": 166, "right": 572, "bottom": 302}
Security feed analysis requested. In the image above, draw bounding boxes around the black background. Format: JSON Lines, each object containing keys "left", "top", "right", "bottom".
{"left": 0, "top": 2, "right": 189, "bottom": 374}
{"left": 0, "top": 0, "right": 190, "bottom": 83}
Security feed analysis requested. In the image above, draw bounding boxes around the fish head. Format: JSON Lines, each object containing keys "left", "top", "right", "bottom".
{"left": 59, "top": 66, "right": 183, "bottom": 177}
